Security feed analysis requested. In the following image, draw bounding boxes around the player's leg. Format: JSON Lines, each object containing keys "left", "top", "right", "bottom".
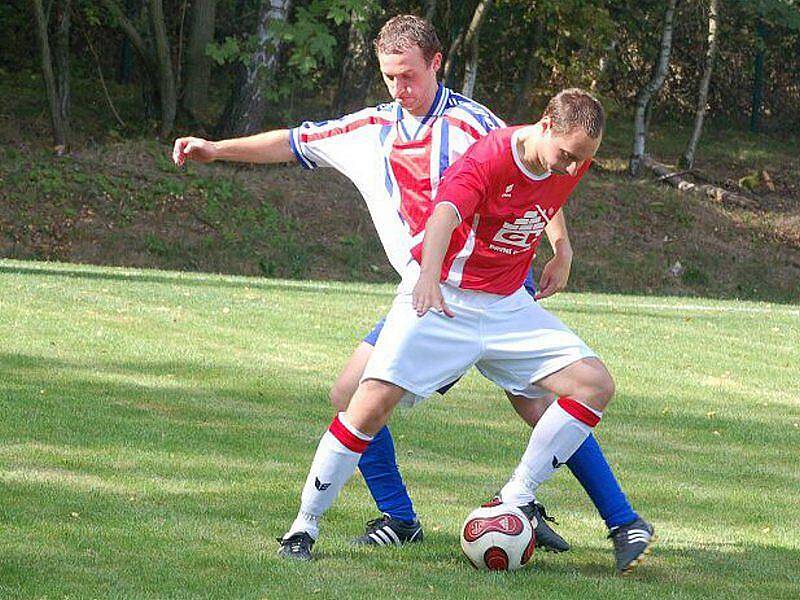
{"left": 499, "top": 356, "right": 613, "bottom": 507}
{"left": 503, "top": 359, "right": 654, "bottom": 573}
{"left": 504, "top": 391, "right": 570, "bottom": 552}
{"left": 330, "top": 324, "right": 421, "bottom": 543}
{"left": 508, "top": 390, "right": 640, "bottom": 534}
{"left": 280, "top": 379, "right": 406, "bottom": 560}
{"left": 281, "top": 294, "right": 479, "bottom": 560}
{"left": 477, "top": 293, "right": 609, "bottom": 505}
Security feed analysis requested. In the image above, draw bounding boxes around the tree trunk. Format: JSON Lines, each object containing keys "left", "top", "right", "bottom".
{"left": 117, "top": 0, "right": 138, "bottom": 83}
{"left": 629, "top": 0, "right": 677, "bottom": 177}
{"left": 333, "top": 8, "right": 375, "bottom": 115}
{"left": 219, "top": 0, "right": 291, "bottom": 138}
{"left": 460, "top": 0, "right": 493, "bottom": 97}
{"left": 642, "top": 156, "right": 757, "bottom": 209}
{"left": 750, "top": 19, "right": 765, "bottom": 133}
{"left": 54, "top": 0, "right": 71, "bottom": 146}
{"left": 593, "top": 40, "right": 618, "bottom": 92}
{"left": 511, "top": 18, "right": 545, "bottom": 122}
{"left": 182, "top": 0, "right": 217, "bottom": 118}
{"left": 424, "top": 0, "right": 437, "bottom": 22}
{"left": 149, "top": 0, "right": 176, "bottom": 137}
{"left": 442, "top": 26, "right": 464, "bottom": 85}
{"left": 681, "top": 0, "right": 719, "bottom": 169}
{"left": 32, "top": 0, "right": 70, "bottom": 154}
{"left": 103, "top": 0, "right": 154, "bottom": 71}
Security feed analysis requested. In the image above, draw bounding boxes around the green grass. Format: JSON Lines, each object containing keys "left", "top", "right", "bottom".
{"left": 1, "top": 259, "right": 798, "bottom": 599}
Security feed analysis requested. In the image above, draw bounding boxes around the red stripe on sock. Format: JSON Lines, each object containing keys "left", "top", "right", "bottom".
{"left": 328, "top": 416, "right": 370, "bottom": 453}
{"left": 557, "top": 397, "right": 601, "bottom": 427}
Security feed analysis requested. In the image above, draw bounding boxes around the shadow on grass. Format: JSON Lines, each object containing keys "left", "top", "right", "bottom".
{"left": 0, "top": 263, "right": 395, "bottom": 300}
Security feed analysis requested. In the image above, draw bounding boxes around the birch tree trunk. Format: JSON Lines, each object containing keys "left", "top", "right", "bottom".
{"left": 219, "top": 0, "right": 291, "bottom": 138}
{"left": 32, "top": 0, "right": 70, "bottom": 154}
{"left": 681, "top": 0, "right": 719, "bottom": 169}
{"left": 460, "top": 0, "right": 493, "bottom": 97}
{"left": 629, "top": 0, "right": 677, "bottom": 176}
{"left": 182, "top": 0, "right": 217, "bottom": 118}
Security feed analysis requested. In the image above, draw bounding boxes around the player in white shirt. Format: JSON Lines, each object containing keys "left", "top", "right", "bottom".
{"left": 174, "top": 15, "right": 648, "bottom": 573}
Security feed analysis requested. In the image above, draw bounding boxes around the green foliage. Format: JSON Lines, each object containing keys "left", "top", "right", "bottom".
{"left": 206, "top": 36, "right": 241, "bottom": 66}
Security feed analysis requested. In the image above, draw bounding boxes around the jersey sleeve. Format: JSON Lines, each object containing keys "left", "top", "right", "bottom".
{"left": 433, "top": 156, "right": 488, "bottom": 223}
{"left": 289, "top": 107, "right": 390, "bottom": 171}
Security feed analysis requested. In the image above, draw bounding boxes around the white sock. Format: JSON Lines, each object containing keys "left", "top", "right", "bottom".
{"left": 500, "top": 397, "right": 601, "bottom": 506}
{"left": 284, "top": 413, "right": 372, "bottom": 540}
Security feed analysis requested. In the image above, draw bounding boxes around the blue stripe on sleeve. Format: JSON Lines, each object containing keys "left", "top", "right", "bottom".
{"left": 289, "top": 127, "right": 316, "bottom": 170}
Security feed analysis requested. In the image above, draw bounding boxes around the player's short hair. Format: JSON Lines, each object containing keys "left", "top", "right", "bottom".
{"left": 543, "top": 88, "right": 605, "bottom": 139}
{"left": 373, "top": 15, "right": 443, "bottom": 65}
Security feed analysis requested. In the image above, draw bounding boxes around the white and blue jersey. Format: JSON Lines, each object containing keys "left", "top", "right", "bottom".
{"left": 289, "top": 84, "right": 505, "bottom": 277}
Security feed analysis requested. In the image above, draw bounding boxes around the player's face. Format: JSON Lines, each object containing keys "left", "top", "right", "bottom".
{"left": 378, "top": 46, "right": 442, "bottom": 116}
{"left": 538, "top": 119, "right": 601, "bottom": 176}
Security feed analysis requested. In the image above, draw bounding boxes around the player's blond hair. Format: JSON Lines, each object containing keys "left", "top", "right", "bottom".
{"left": 373, "top": 15, "right": 443, "bottom": 65}
{"left": 543, "top": 88, "right": 605, "bottom": 139}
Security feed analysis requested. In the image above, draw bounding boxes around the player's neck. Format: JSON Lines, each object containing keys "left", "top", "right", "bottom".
{"left": 516, "top": 124, "right": 549, "bottom": 176}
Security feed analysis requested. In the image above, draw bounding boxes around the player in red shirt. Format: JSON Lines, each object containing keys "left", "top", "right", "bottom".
{"left": 279, "top": 88, "right": 653, "bottom": 570}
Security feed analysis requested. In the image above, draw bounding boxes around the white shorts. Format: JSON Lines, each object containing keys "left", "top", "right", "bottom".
{"left": 361, "top": 285, "right": 598, "bottom": 407}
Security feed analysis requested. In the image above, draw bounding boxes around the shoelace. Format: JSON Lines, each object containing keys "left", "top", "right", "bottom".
{"left": 535, "top": 503, "right": 559, "bottom": 525}
{"left": 364, "top": 515, "right": 391, "bottom": 534}
{"left": 277, "top": 534, "right": 309, "bottom": 550}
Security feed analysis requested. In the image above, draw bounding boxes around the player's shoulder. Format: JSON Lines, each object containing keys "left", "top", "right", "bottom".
{"left": 443, "top": 89, "right": 507, "bottom": 132}
{"left": 296, "top": 103, "right": 396, "bottom": 130}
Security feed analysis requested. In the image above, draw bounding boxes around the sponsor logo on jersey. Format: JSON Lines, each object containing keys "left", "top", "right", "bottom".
{"left": 491, "top": 206, "right": 547, "bottom": 249}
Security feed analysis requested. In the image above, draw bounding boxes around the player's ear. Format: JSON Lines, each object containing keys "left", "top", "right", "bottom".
{"left": 429, "top": 52, "right": 442, "bottom": 74}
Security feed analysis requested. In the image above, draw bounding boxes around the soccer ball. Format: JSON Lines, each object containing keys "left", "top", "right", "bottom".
{"left": 460, "top": 501, "right": 536, "bottom": 571}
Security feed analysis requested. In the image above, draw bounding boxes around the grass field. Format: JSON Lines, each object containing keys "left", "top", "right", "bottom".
{"left": 1, "top": 259, "right": 798, "bottom": 599}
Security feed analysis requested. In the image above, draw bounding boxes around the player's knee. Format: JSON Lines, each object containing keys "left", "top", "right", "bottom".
{"left": 588, "top": 372, "right": 615, "bottom": 411}
{"left": 345, "top": 379, "right": 403, "bottom": 435}
{"left": 329, "top": 382, "right": 351, "bottom": 412}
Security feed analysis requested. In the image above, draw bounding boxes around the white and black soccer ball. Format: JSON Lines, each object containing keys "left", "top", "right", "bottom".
{"left": 460, "top": 502, "right": 536, "bottom": 571}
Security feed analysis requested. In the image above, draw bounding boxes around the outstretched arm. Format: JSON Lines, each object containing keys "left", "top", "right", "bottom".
{"left": 412, "top": 203, "right": 461, "bottom": 318}
{"left": 536, "top": 208, "right": 573, "bottom": 300}
{"left": 172, "top": 129, "right": 294, "bottom": 166}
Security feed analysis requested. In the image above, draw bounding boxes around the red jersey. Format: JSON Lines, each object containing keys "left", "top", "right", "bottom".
{"left": 410, "top": 126, "right": 590, "bottom": 295}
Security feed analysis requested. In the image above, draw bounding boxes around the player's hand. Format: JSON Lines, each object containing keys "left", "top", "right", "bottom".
{"left": 172, "top": 136, "right": 217, "bottom": 166}
{"left": 412, "top": 275, "right": 455, "bottom": 318}
{"left": 535, "top": 252, "right": 572, "bottom": 300}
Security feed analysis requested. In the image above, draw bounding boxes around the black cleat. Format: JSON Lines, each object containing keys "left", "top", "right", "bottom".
{"left": 277, "top": 532, "right": 314, "bottom": 561}
{"left": 352, "top": 513, "right": 424, "bottom": 546}
{"left": 608, "top": 517, "right": 655, "bottom": 574}
{"left": 518, "top": 500, "right": 571, "bottom": 553}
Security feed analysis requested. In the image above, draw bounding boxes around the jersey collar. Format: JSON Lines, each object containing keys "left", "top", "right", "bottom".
{"left": 511, "top": 127, "right": 551, "bottom": 181}
{"left": 395, "top": 83, "right": 449, "bottom": 142}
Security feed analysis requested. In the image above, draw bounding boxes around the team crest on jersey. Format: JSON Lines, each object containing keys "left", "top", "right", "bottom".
{"left": 491, "top": 207, "right": 547, "bottom": 250}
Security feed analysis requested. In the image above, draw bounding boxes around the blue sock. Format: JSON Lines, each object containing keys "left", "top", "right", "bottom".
{"left": 358, "top": 426, "right": 417, "bottom": 523}
{"left": 566, "top": 434, "right": 638, "bottom": 529}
